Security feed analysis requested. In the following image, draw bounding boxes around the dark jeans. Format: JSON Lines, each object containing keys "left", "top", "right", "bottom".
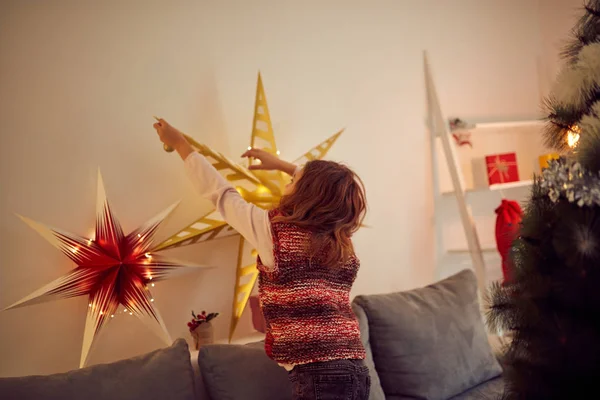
{"left": 288, "top": 359, "right": 371, "bottom": 400}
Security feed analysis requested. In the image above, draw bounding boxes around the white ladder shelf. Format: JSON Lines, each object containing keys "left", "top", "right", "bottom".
{"left": 424, "top": 52, "right": 487, "bottom": 293}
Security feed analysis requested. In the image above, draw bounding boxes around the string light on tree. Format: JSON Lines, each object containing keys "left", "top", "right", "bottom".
{"left": 568, "top": 125, "right": 581, "bottom": 148}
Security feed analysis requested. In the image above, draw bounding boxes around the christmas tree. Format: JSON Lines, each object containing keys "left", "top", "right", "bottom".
{"left": 486, "top": 1, "right": 600, "bottom": 399}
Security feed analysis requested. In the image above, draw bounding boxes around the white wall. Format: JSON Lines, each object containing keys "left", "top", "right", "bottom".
{"left": 0, "top": 0, "right": 577, "bottom": 376}
{"left": 537, "top": 0, "right": 583, "bottom": 98}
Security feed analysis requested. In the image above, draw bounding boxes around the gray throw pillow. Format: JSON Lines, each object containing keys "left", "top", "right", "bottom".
{"left": 353, "top": 269, "right": 502, "bottom": 400}
{"left": 352, "top": 302, "right": 386, "bottom": 400}
{"left": 199, "top": 343, "right": 291, "bottom": 400}
{"left": 0, "top": 339, "right": 196, "bottom": 400}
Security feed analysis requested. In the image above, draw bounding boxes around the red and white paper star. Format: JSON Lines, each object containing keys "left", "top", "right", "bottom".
{"left": 4, "top": 171, "right": 209, "bottom": 367}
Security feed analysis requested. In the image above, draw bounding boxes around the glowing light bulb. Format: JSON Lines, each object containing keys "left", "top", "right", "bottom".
{"left": 110, "top": 315, "right": 114, "bottom": 318}
{"left": 276, "top": 150, "right": 281, "bottom": 155}
{"left": 567, "top": 126, "right": 581, "bottom": 148}
{"left": 247, "top": 146, "right": 252, "bottom": 151}
{"left": 129, "top": 312, "right": 133, "bottom": 315}
{"left": 87, "top": 239, "right": 93, "bottom": 245}
{"left": 72, "top": 247, "right": 79, "bottom": 254}
{"left": 150, "top": 298, "right": 154, "bottom": 302}
{"left": 148, "top": 276, "right": 153, "bottom": 280}
{"left": 151, "top": 283, "right": 155, "bottom": 287}
{"left": 100, "top": 311, "right": 103, "bottom": 315}
{"left": 123, "top": 308, "right": 127, "bottom": 312}
{"left": 145, "top": 253, "right": 152, "bottom": 259}
{"left": 137, "top": 234, "right": 141, "bottom": 238}
{"left": 88, "top": 303, "right": 92, "bottom": 308}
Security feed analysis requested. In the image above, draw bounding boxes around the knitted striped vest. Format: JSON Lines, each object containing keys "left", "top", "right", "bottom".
{"left": 257, "top": 210, "right": 366, "bottom": 365}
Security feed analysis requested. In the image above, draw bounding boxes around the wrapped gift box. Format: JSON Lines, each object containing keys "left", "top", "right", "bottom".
{"left": 485, "top": 152, "right": 519, "bottom": 185}
{"left": 538, "top": 153, "right": 560, "bottom": 171}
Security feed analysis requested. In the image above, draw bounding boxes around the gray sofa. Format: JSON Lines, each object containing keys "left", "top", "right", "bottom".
{"left": 0, "top": 269, "right": 504, "bottom": 400}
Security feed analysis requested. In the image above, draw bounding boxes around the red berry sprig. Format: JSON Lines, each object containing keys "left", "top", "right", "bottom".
{"left": 188, "top": 310, "right": 219, "bottom": 332}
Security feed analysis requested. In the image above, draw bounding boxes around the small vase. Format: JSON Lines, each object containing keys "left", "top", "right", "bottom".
{"left": 191, "top": 322, "right": 214, "bottom": 350}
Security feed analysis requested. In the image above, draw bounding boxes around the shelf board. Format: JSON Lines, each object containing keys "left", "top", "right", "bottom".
{"left": 451, "top": 119, "right": 544, "bottom": 133}
{"left": 442, "top": 180, "right": 533, "bottom": 196}
{"left": 489, "top": 179, "right": 533, "bottom": 190}
{"left": 452, "top": 119, "right": 546, "bottom": 132}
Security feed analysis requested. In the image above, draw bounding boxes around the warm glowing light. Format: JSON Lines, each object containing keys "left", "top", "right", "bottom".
{"left": 151, "top": 283, "right": 155, "bottom": 287}
{"left": 129, "top": 312, "right": 133, "bottom": 315}
{"left": 123, "top": 308, "right": 127, "bottom": 312}
{"left": 72, "top": 247, "right": 79, "bottom": 254}
{"left": 150, "top": 298, "right": 154, "bottom": 302}
{"left": 247, "top": 146, "right": 252, "bottom": 151}
{"left": 567, "top": 126, "right": 581, "bottom": 148}
{"left": 110, "top": 315, "right": 114, "bottom": 318}
{"left": 148, "top": 275, "right": 153, "bottom": 280}
{"left": 99, "top": 311, "right": 103, "bottom": 315}
{"left": 87, "top": 239, "right": 93, "bottom": 245}
{"left": 145, "top": 253, "right": 152, "bottom": 259}
{"left": 88, "top": 303, "right": 92, "bottom": 308}
{"left": 276, "top": 150, "right": 281, "bottom": 155}
{"left": 255, "top": 185, "right": 269, "bottom": 194}
{"left": 137, "top": 234, "right": 141, "bottom": 238}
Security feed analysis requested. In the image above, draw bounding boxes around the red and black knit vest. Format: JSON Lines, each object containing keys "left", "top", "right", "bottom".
{"left": 257, "top": 210, "right": 366, "bottom": 365}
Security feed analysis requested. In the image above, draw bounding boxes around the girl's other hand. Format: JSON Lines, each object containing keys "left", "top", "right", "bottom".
{"left": 242, "top": 148, "right": 282, "bottom": 171}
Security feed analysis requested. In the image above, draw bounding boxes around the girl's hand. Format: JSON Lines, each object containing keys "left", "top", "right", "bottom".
{"left": 153, "top": 118, "right": 194, "bottom": 160}
{"left": 153, "top": 118, "right": 186, "bottom": 150}
{"left": 242, "top": 148, "right": 297, "bottom": 176}
{"left": 242, "top": 148, "right": 283, "bottom": 171}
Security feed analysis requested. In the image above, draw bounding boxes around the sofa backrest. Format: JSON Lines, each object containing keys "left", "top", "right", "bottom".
{"left": 352, "top": 269, "right": 502, "bottom": 400}
{"left": 351, "top": 302, "right": 387, "bottom": 400}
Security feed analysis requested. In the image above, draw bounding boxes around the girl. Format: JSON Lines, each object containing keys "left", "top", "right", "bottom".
{"left": 153, "top": 119, "right": 370, "bottom": 400}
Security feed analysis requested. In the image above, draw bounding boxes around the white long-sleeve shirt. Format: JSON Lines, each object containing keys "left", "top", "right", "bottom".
{"left": 185, "top": 152, "right": 306, "bottom": 370}
{"left": 184, "top": 151, "right": 278, "bottom": 267}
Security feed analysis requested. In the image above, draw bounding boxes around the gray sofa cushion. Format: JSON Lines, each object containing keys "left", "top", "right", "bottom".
{"left": 353, "top": 269, "right": 502, "bottom": 400}
{"left": 199, "top": 343, "right": 291, "bottom": 400}
{"left": 352, "top": 302, "right": 386, "bottom": 400}
{"left": 0, "top": 339, "right": 196, "bottom": 400}
{"left": 449, "top": 376, "right": 504, "bottom": 399}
